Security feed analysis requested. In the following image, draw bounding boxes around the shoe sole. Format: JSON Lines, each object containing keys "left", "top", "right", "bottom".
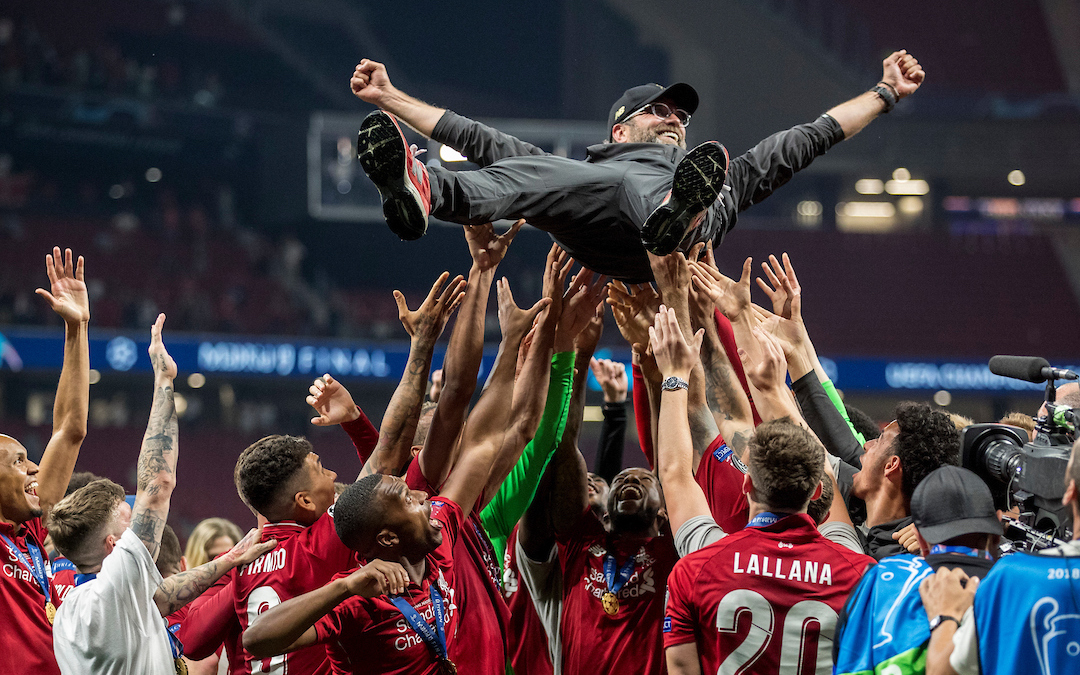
{"left": 641, "top": 142, "right": 729, "bottom": 256}
{"left": 357, "top": 111, "right": 428, "bottom": 240}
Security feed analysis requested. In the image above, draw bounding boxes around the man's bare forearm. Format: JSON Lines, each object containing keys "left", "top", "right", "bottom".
{"left": 378, "top": 88, "right": 447, "bottom": 138}
{"left": 420, "top": 265, "right": 494, "bottom": 487}
{"left": 132, "top": 375, "right": 178, "bottom": 560}
{"left": 825, "top": 91, "right": 888, "bottom": 140}
{"left": 245, "top": 579, "right": 349, "bottom": 658}
{"left": 154, "top": 555, "right": 236, "bottom": 616}
{"left": 359, "top": 337, "right": 435, "bottom": 478}
{"left": 36, "top": 319, "right": 89, "bottom": 513}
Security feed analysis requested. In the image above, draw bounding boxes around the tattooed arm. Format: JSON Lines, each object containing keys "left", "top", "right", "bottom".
{"left": 154, "top": 528, "right": 277, "bottom": 617}
{"left": 131, "top": 314, "right": 179, "bottom": 562}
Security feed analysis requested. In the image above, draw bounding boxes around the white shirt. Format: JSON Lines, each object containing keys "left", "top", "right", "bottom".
{"left": 53, "top": 529, "right": 176, "bottom": 674}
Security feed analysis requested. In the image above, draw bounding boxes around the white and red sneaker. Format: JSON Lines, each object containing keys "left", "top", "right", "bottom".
{"left": 640, "top": 141, "right": 729, "bottom": 255}
{"left": 356, "top": 111, "right": 432, "bottom": 240}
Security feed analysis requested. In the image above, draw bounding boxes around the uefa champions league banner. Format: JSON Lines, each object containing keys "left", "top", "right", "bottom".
{"left": 0, "top": 327, "right": 1074, "bottom": 394}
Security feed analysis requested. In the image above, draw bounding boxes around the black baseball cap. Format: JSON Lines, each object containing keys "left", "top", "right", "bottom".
{"left": 911, "top": 466, "right": 1002, "bottom": 544}
{"left": 607, "top": 83, "right": 699, "bottom": 141}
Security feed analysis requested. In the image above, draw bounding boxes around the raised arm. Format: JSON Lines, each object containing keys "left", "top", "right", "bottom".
{"left": 130, "top": 314, "right": 179, "bottom": 561}
{"left": 244, "top": 560, "right": 409, "bottom": 658}
{"left": 650, "top": 306, "right": 712, "bottom": 536}
{"left": 591, "top": 357, "right": 629, "bottom": 483}
{"left": 306, "top": 374, "right": 378, "bottom": 461}
{"left": 154, "top": 527, "right": 277, "bottom": 617}
{"left": 33, "top": 247, "right": 90, "bottom": 515}
{"left": 419, "top": 221, "right": 521, "bottom": 489}
{"left": 826, "top": 50, "right": 924, "bottom": 139}
{"left": 350, "top": 59, "right": 543, "bottom": 164}
{"left": 349, "top": 272, "right": 466, "bottom": 477}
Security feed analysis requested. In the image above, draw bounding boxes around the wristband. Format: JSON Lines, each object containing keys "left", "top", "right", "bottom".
{"left": 872, "top": 85, "right": 896, "bottom": 113}
{"left": 877, "top": 81, "right": 899, "bottom": 99}
{"left": 928, "top": 614, "right": 961, "bottom": 632}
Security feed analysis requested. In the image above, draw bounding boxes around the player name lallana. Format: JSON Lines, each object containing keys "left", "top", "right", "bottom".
{"left": 732, "top": 552, "right": 833, "bottom": 586}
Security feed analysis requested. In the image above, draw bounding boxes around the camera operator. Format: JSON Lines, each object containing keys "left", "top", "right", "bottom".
{"left": 919, "top": 438, "right": 1080, "bottom": 675}
{"left": 834, "top": 466, "right": 1002, "bottom": 675}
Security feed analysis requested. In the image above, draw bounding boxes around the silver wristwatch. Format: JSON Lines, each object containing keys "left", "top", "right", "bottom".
{"left": 661, "top": 376, "right": 689, "bottom": 392}
{"left": 928, "top": 615, "right": 960, "bottom": 632}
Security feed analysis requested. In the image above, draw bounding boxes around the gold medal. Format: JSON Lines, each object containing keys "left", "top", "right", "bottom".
{"left": 45, "top": 601, "right": 56, "bottom": 625}
{"left": 438, "top": 657, "right": 457, "bottom": 674}
{"left": 175, "top": 657, "right": 188, "bottom": 675}
{"left": 602, "top": 591, "right": 620, "bottom": 616}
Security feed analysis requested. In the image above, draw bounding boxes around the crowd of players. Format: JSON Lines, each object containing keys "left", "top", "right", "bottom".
{"left": 2, "top": 235, "right": 1078, "bottom": 675}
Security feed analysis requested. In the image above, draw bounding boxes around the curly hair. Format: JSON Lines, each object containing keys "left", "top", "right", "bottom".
{"left": 894, "top": 402, "right": 961, "bottom": 501}
{"left": 234, "top": 435, "right": 312, "bottom": 517}
{"left": 333, "top": 474, "right": 386, "bottom": 554}
{"left": 845, "top": 404, "right": 881, "bottom": 442}
{"left": 746, "top": 419, "right": 825, "bottom": 511}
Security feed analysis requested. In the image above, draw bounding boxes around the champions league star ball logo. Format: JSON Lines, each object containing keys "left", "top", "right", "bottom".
{"left": 106, "top": 336, "right": 139, "bottom": 372}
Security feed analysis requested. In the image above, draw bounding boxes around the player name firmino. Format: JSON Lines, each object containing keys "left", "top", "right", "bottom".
{"left": 732, "top": 552, "right": 833, "bottom": 586}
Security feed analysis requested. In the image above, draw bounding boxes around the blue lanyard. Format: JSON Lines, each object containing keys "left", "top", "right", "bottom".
{"left": 930, "top": 545, "right": 993, "bottom": 560}
{"left": 388, "top": 587, "right": 450, "bottom": 662}
{"left": 75, "top": 572, "right": 185, "bottom": 659}
{"left": 603, "top": 553, "right": 637, "bottom": 595}
{"left": 0, "top": 533, "right": 51, "bottom": 603}
{"left": 746, "top": 512, "right": 789, "bottom": 528}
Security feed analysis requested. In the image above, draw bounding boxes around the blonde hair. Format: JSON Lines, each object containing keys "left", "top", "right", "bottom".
{"left": 47, "top": 479, "right": 126, "bottom": 569}
{"left": 184, "top": 517, "right": 243, "bottom": 568}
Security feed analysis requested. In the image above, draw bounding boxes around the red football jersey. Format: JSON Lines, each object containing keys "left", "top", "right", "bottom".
{"left": 233, "top": 510, "right": 357, "bottom": 675}
{"left": 557, "top": 515, "right": 678, "bottom": 674}
{"left": 503, "top": 526, "right": 553, "bottom": 675}
{"left": 50, "top": 556, "right": 77, "bottom": 605}
{"left": 664, "top": 514, "right": 873, "bottom": 674}
{"left": 178, "top": 572, "right": 247, "bottom": 675}
{"left": 404, "top": 455, "right": 510, "bottom": 673}
{"left": 0, "top": 518, "right": 63, "bottom": 675}
{"left": 696, "top": 434, "right": 750, "bottom": 534}
{"left": 314, "top": 498, "right": 464, "bottom": 675}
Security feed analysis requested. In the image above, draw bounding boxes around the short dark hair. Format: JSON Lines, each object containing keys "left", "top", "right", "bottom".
{"left": 894, "top": 402, "right": 961, "bottom": 502}
{"left": 47, "top": 479, "right": 126, "bottom": 567}
{"left": 66, "top": 471, "right": 106, "bottom": 496}
{"left": 234, "top": 435, "right": 313, "bottom": 517}
{"left": 333, "top": 474, "right": 386, "bottom": 554}
{"left": 746, "top": 419, "right": 824, "bottom": 511}
{"left": 845, "top": 405, "right": 880, "bottom": 442}
{"left": 156, "top": 524, "right": 183, "bottom": 578}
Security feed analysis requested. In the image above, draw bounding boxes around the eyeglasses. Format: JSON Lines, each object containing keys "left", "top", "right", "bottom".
{"left": 625, "top": 102, "right": 691, "bottom": 127}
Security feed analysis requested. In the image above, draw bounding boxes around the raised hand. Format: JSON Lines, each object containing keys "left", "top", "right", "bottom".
{"left": 690, "top": 256, "right": 753, "bottom": 322}
{"left": 555, "top": 269, "right": 607, "bottom": 352}
{"left": 36, "top": 246, "right": 90, "bottom": 325}
{"left": 590, "top": 357, "right": 628, "bottom": 404}
{"left": 307, "top": 374, "right": 361, "bottom": 426}
{"left": 148, "top": 314, "right": 177, "bottom": 382}
{"left": 880, "top": 50, "right": 924, "bottom": 99}
{"left": 540, "top": 243, "right": 574, "bottom": 316}
{"left": 649, "top": 305, "right": 704, "bottom": 380}
{"left": 497, "top": 277, "right": 550, "bottom": 343}
{"left": 350, "top": 59, "right": 397, "bottom": 106}
{"left": 464, "top": 219, "right": 526, "bottom": 272}
{"left": 606, "top": 280, "right": 661, "bottom": 348}
{"left": 224, "top": 527, "right": 279, "bottom": 566}
{"left": 737, "top": 326, "right": 788, "bottom": 394}
{"left": 346, "top": 559, "right": 410, "bottom": 598}
{"left": 919, "top": 567, "right": 977, "bottom": 621}
{"left": 647, "top": 251, "right": 691, "bottom": 307}
{"left": 756, "top": 253, "right": 802, "bottom": 320}
{"left": 393, "top": 271, "right": 467, "bottom": 345}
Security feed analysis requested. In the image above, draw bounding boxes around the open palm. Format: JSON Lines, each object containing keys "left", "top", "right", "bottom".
{"left": 36, "top": 247, "right": 90, "bottom": 324}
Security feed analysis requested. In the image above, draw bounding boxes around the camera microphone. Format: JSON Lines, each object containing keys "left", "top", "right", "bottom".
{"left": 988, "top": 355, "right": 1079, "bottom": 383}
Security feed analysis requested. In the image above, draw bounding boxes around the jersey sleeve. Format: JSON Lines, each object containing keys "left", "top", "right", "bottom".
{"left": 431, "top": 111, "right": 548, "bottom": 167}
{"left": 429, "top": 498, "right": 465, "bottom": 561}
{"left": 696, "top": 435, "right": 750, "bottom": 534}
{"left": 663, "top": 557, "right": 700, "bottom": 648}
{"left": 175, "top": 574, "right": 238, "bottom": 659}
{"left": 305, "top": 509, "right": 358, "bottom": 569}
{"left": 341, "top": 406, "right": 380, "bottom": 463}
